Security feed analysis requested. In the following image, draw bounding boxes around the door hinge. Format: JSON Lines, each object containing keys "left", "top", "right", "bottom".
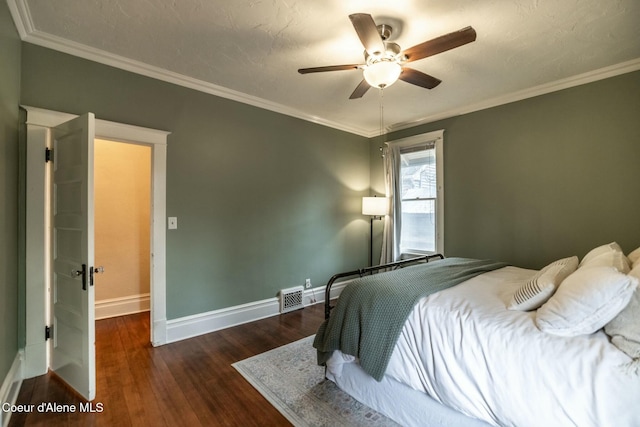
{"left": 45, "top": 148, "right": 53, "bottom": 163}
{"left": 45, "top": 325, "right": 53, "bottom": 340}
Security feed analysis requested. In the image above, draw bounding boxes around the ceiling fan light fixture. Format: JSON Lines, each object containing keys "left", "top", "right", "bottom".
{"left": 363, "top": 61, "right": 402, "bottom": 89}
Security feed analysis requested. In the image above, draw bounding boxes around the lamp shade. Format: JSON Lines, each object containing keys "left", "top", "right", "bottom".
{"left": 363, "top": 61, "right": 402, "bottom": 88}
{"left": 362, "top": 196, "right": 389, "bottom": 216}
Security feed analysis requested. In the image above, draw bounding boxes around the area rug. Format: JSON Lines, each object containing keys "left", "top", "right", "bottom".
{"left": 232, "top": 335, "right": 399, "bottom": 426}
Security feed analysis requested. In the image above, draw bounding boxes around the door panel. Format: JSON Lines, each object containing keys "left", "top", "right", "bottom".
{"left": 51, "top": 113, "right": 96, "bottom": 401}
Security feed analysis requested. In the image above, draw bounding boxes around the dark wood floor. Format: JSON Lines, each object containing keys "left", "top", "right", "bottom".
{"left": 9, "top": 303, "right": 325, "bottom": 427}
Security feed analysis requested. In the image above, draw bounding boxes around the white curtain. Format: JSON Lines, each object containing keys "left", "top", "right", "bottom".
{"left": 380, "top": 143, "right": 401, "bottom": 264}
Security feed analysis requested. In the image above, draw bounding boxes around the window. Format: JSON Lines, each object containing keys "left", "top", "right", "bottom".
{"left": 390, "top": 131, "right": 444, "bottom": 257}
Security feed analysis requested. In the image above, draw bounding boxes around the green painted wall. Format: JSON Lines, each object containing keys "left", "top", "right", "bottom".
{"left": 371, "top": 71, "right": 640, "bottom": 269}
{"left": 20, "top": 44, "right": 370, "bottom": 319}
{"left": 0, "top": 0, "right": 21, "bottom": 383}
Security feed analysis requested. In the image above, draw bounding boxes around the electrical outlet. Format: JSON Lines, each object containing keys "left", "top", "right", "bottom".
{"left": 305, "top": 278, "right": 311, "bottom": 289}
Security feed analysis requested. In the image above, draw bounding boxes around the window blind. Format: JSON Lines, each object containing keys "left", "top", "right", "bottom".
{"left": 399, "top": 140, "right": 436, "bottom": 154}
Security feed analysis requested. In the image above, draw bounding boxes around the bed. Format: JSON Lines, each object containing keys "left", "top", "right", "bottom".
{"left": 314, "top": 243, "right": 640, "bottom": 427}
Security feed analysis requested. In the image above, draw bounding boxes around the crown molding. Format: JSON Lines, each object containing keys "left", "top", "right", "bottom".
{"left": 6, "top": 0, "right": 32, "bottom": 38}
{"left": 7, "top": 0, "right": 372, "bottom": 137}
{"left": 21, "top": 30, "right": 372, "bottom": 137}
{"left": 389, "top": 57, "right": 640, "bottom": 133}
{"left": 8, "top": 0, "right": 640, "bottom": 139}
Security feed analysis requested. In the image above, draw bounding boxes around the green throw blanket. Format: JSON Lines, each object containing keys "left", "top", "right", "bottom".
{"left": 313, "top": 257, "right": 507, "bottom": 381}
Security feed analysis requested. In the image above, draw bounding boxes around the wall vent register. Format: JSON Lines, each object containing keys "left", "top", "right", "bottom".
{"left": 279, "top": 286, "right": 304, "bottom": 313}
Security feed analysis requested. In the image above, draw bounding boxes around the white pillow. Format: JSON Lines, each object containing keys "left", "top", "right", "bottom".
{"left": 536, "top": 267, "right": 639, "bottom": 337}
{"left": 580, "top": 250, "right": 631, "bottom": 274}
{"left": 580, "top": 242, "right": 623, "bottom": 267}
{"left": 628, "top": 247, "right": 640, "bottom": 268}
{"left": 605, "top": 268, "right": 640, "bottom": 367}
{"left": 508, "top": 256, "right": 578, "bottom": 311}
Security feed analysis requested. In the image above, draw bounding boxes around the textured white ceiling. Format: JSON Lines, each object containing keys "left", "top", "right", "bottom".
{"left": 9, "top": 0, "right": 640, "bottom": 136}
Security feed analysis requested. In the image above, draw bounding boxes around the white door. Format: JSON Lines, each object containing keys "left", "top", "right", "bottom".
{"left": 50, "top": 113, "right": 96, "bottom": 401}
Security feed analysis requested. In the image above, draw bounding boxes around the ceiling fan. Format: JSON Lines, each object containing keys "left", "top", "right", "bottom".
{"left": 298, "top": 13, "right": 477, "bottom": 99}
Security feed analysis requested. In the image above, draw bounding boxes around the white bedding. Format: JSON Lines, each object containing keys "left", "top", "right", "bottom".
{"left": 327, "top": 266, "right": 640, "bottom": 427}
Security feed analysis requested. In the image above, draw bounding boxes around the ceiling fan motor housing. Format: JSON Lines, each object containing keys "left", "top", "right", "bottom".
{"left": 365, "top": 42, "right": 401, "bottom": 64}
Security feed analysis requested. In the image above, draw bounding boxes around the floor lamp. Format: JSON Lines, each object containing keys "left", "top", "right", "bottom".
{"left": 362, "top": 196, "right": 390, "bottom": 266}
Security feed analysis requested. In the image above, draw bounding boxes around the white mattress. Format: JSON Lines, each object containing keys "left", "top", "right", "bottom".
{"left": 327, "top": 266, "right": 640, "bottom": 427}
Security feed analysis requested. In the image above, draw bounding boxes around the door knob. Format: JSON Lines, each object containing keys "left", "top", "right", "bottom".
{"left": 71, "top": 264, "right": 88, "bottom": 290}
{"left": 89, "top": 266, "right": 104, "bottom": 287}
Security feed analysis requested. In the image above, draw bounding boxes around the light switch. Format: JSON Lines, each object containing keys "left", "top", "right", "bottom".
{"left": 168, "top": 217, "right": 178, "bottom": 230}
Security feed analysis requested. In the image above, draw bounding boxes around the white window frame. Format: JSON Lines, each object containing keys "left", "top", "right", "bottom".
{"left": 389, "top": 130, "right": 444, "bottom": 258}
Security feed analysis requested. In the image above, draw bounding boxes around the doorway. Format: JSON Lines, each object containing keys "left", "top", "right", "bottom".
{"left": 94, "top": 139, "right": 152, "bottom": 321}
{"left": 22, "top": 106, "right": 169, "bottom": 382}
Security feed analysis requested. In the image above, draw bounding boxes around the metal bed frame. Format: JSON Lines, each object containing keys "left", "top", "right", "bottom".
{"left": 323, "top": 253, "right": 445, "bottom": 319}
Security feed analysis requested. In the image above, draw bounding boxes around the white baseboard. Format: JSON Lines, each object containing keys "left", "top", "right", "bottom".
{"left": 95, "top": 293, "right": 150, "bottom": 320}
{"left": 166, "top": 281, "right": 350, "bottom": 344}
{"left": 0, "top": 351, "right": 24, "bottom": 427}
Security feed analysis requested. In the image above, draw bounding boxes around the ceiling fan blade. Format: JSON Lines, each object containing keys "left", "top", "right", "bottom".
{"left": 298, "top": 64, "right": 362, "bottom": 74}
{"left": 349, "top": 79, "right": 371, "bottom": 99}
{"left": 399, "top": 68, "right": 442, "bottom": 89}
{"left": 349, "top": 13, "right": 385, "bottom": 55}
{"left": 402, "top": 26, "right": 477, "bottom": 63}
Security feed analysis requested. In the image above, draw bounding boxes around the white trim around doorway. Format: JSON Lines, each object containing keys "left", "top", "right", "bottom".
{"left": 22, "top": 106, "right": 169, "bottom": 379}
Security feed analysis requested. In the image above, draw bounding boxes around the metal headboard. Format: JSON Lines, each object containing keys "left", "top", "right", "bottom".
{"left": 323, "top": 254, "right": 444, "bottom": 319}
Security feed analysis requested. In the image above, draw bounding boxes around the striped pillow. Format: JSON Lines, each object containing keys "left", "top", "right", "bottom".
{"left": 509, "top": 256, "right": 578, "bottom": 311}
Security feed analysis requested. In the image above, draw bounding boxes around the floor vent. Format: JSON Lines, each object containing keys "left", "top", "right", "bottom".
{"left": 279, "top": 286, "right": 304, "bottom": 314}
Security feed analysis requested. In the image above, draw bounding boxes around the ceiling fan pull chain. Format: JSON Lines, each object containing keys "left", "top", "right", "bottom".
{"left": 379, "top": 88, "right": 384, "bottom": 137}
{"left": 379, "top": 88, "right": 386, "bottom": 157}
